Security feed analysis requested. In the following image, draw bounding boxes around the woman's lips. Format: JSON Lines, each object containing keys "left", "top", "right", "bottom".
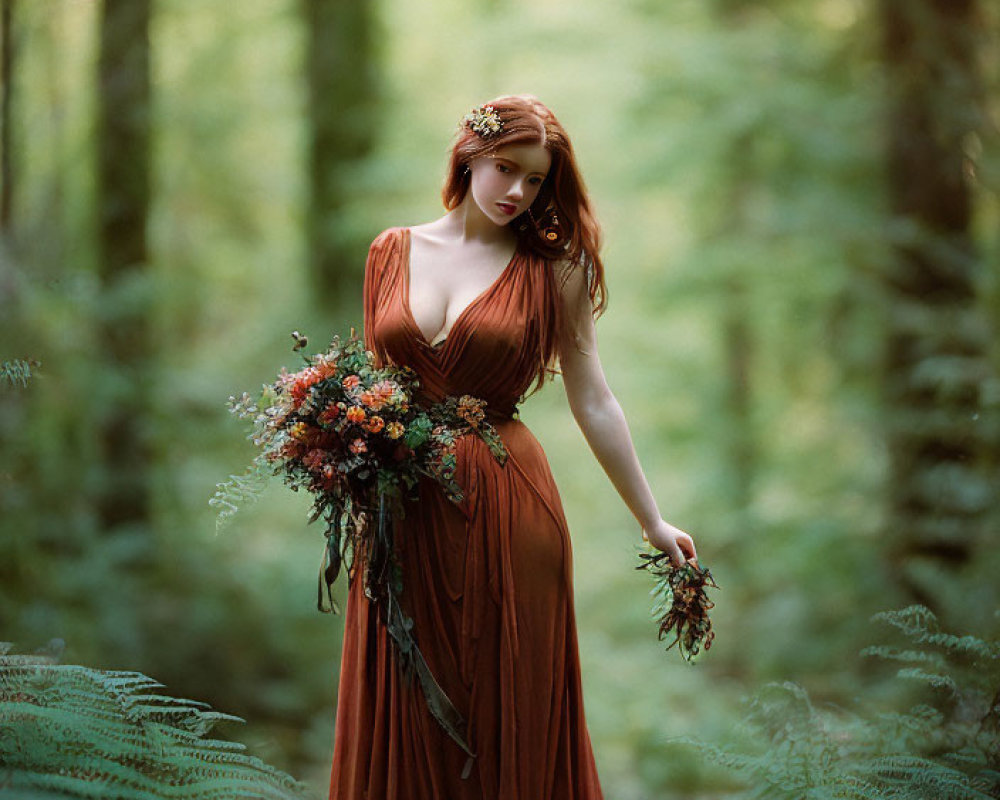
{"left": 496, "top": 203, "right": 517, "bottom": 216}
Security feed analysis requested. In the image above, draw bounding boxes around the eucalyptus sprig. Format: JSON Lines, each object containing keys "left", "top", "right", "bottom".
{"left": 637, "top": 551, "right": 719, "bottom": 662}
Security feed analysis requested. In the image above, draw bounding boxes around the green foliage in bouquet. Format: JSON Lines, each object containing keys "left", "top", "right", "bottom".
{"left": 667, "top": 605, "right": 1000, "bottom": 799}
{"left": 0, "top": 641, "right": 310, "bottom": 799}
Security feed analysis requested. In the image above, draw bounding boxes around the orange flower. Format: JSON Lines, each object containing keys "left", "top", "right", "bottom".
{"left": 318, "top": 403, "right": 340, "bottom": 425}
{"left": 346, "top": 406, "right": 366, "bottom": 424}
{"left": 385, "top": 421, "right": 405, "bottom": 440}
{"left": 349, "top": 438, "right": 367, "bottom": 454}
{"left": 342, "top": 375, "right": 361, "bottom": 390}
{"left": 313, "top": 354, "right": 339, "bottom": 381}
{"left": 289, "top": 366, "right": 322, "bottom": 407}
{"left": 366, "top": 415, "right": 385, "bottom": 433}
{"left": 373, "top": 380, "right": 396, "bottom": 406}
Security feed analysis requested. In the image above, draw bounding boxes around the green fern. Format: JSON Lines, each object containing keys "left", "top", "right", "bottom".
{"left": 668, "top": 605, "right": 1000, "bottom": 799}
{"left": 1, "top": 359, "right": 40, "bottom": 388}
{"left": 208, "top": 454, "right": 273, "bottom": 533}
{"left": 0, "top": 641, "right": 311, "bottom": 799}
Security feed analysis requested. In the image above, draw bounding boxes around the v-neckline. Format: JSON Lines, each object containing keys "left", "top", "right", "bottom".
{"left": 401, "top": 226, "right": 520, "bottom": 352}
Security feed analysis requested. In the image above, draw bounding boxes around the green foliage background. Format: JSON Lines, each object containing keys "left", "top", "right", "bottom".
{"left": 1, "top": 0, "right": 998, "bottom": 797}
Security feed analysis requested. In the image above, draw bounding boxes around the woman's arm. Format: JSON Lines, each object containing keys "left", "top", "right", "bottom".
{"left": 556, "top": 262, "right": 697, "bottom": 567}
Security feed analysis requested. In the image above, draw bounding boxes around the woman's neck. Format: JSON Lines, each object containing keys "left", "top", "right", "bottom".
{"left": 439, "top": 200, "right": 515, "bottom": 247}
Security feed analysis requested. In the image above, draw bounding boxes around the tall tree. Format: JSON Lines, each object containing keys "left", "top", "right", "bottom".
{"left": 95, "top": 0, "right": 152, "bottom": 538}
{"left": 880, "top": 0, "right": 993, "bottom": 609}
{"left": 301, "top": 0, "right": 378, "bottom": 304}
{"left": 1, "top": 0, "right": 14, "bottom": 233}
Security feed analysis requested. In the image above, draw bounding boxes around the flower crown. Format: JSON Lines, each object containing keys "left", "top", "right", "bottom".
{"left": 462, "top": 104, "right": 503, "bottom": 138}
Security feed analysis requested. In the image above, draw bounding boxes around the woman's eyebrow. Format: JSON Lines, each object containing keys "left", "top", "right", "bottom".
{"left": 496, "top": 156, "right": 548, "bottom": 177}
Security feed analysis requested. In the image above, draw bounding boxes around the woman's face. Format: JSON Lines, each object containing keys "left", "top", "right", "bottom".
{"left": 467, "top": 142, "right": 552, "bottom": 228}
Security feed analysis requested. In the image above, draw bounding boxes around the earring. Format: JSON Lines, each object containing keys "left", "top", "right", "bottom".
{"left": 543, "top": 210, "right": 560, "bottom": 242}
{"left": 528, "top": 207, "right": 560, "bottom": 241}
{"left": 528, "top": 208, "right": 559, "bottom": 242}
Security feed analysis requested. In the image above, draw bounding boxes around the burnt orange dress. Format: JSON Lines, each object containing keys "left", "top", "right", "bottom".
{"left": 328, "top": 227, "right": 605, "bottom": 800}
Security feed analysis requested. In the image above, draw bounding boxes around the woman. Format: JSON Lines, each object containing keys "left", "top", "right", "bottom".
{"left": 329, "top": 94, "right": 697, "bottom": 800}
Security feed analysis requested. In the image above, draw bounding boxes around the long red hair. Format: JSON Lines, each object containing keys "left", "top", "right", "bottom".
{"left": 441, "top": 95, "right": 607, "bottom": 393}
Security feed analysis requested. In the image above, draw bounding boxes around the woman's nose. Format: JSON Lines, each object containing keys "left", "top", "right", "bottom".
{"left": 506, "top": 181, "right": 525, "bottom": 201}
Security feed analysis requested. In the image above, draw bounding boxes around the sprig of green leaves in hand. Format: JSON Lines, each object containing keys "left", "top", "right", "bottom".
{"left": 636, "top": 551, "right": 719, "bottom": 662}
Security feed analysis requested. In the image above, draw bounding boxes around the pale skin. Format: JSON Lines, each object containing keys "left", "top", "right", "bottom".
{"left": 407, "top": 142, "right": 698, "bottom": 567}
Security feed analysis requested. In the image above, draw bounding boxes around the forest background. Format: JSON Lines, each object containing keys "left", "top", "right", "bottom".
{"left": 1, "top": 0, "right": 999, "bottom": 798}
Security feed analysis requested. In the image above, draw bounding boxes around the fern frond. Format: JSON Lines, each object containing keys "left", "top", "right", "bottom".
{"left": 666, "top": 734, "right": 766, "bottom": 774}
{"left": 870, "top": 606, "right": 1000, "bottom": 662}
{"left": 674, "top": 606, "right": 1000, "bottom": 800}
{"left": 872, "top": 704, "right": 944, "bottom": 739}
{"left": 208, "top": 455, "right": 273, "bottom": 533}
{"left": 859, "top": 645, "right": 947, "bottom": 670}
{"left": 0, "top": 358, "right": 40, "bottom": 388}
{"left": 894, "top": 666, "right": 960, "bottom": 695}
{"left": 970, "top": 770, "right": 1000, "bottom": 795}
{"left": 858, "top": 754, "right": 997, "bottom": 800}
{"left": 838, "top": 775, "right": 892, "bottom": 799}
{"left": 0, "top": 655, "right": 311, "bottom": 799}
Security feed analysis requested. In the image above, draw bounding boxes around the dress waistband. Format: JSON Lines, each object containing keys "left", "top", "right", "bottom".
{"left": 412, "top": 390, "right": 520, "bottom": 425}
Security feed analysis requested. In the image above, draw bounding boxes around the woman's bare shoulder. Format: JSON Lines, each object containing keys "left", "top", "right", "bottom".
{"left": 407, "top": 217, "right": 453, "bottom": 248}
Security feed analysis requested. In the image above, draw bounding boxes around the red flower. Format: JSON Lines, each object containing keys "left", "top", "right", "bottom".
{"left": 346, "top": 406, "right": 366, "bottom": 424}
{"left": 320, "top": 463, "right": 337, "bottom": 490}
{"left": 366, "top": 415, "right": 385, "bottom": 434}
{"left": 303, "top": 449, "right": 326, "bottom": 471}
{"left": 318, "top": 403, "right": 340, "bottom": 425}
{"left": 349, "top": 438, "right": 368, "bottom": 455}
{"left": 289, "top": 366, "right": 322, "bottom": 408}
{"left": 342, "top": 375, "right": 361, "bottom": 390}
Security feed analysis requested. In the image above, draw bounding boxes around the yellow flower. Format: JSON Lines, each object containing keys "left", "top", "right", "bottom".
{"left": 385, "top": 421, "right": 405, "bottom": 440}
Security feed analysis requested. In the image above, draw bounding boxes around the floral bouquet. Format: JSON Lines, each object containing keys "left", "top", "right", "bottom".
{"left": 215, "top": 328, "right": 506, "bottom": 608}
{"left": 212, "top": 329, "right": 506, "bottom": 769}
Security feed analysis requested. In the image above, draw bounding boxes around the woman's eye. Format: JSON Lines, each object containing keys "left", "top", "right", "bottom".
{"left": 529, "top": 177, "right": 542, "bottom": 186}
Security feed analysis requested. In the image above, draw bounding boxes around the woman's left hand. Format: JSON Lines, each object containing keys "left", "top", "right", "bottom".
{"left": 642, "top": 519, "right": 698, "bottom": 568}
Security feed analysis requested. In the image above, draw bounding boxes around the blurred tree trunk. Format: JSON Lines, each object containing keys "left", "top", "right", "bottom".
{"left": 1, "top": 0, "right": 14, "bottom": 232}
{"left": 301, "top": 0, "right": 378, "bottom": 305}
{"left": 879, "top": 0, "right": 993, "bottom": 608}
{"left": 722, "top": 274, "right": 754, "bottom": 519}
{"left": 95, "top": 0, "right": 152, "bottom": 538}
{"left": 712, "top": 4, "right": 758, "bottom": 533}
